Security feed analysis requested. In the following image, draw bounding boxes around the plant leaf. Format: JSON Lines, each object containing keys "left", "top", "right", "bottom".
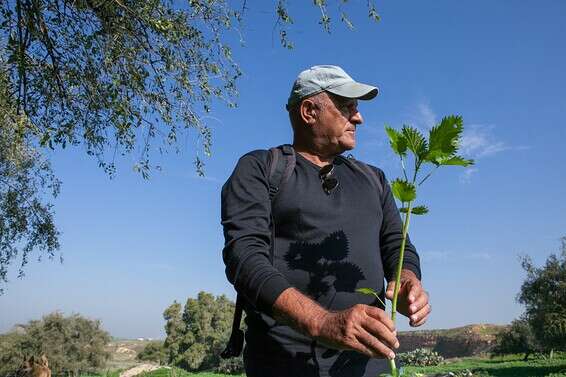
{"left": 437, "top": 155, "right": 474, "bottom": 167}
{"left": 401, "top": 125, "right": 428, "bottom": 159}
{"left": 391, "top": 179, "right": 416, "bottom": 202}
{"left": 400, "top": 205, "right": 429, "bottom": 215}
{"left": 426, "top": 115, "right": 464, "bottom": 164}
{"left": 356, "top": 287, "right": 385, "bottom": 307}
{"left": 356, "top": 287, "right": 378, "bottom": 296}
{"left": 385, "top": 125, "right": 407, "bottom": 156}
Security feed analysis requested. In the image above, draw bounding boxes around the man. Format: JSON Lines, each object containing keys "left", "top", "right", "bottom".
{"left": 221, "top": 65, "right": 430, "bottom": 377}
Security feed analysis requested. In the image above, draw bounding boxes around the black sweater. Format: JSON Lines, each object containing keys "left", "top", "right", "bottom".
{"left": 221, "top": 149, "right": 421, "bottom": 377}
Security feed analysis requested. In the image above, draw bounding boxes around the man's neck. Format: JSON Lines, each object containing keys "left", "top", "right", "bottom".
{"left": 292, "top": 142, "right": 338, "bottom": 167}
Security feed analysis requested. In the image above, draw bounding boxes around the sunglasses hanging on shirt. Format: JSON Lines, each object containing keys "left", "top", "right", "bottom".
{"left": 319, "top": 164, "right": 339, "bottom": 195}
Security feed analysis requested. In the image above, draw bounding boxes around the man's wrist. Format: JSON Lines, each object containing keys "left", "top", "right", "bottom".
{"left": 400, "top": 268, "right": 418, "bottom": 281}
{"left": 272, "top": 287, "right": 330, "bottom": 339}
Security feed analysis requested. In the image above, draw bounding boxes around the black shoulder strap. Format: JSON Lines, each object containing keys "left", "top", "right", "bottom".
{"left": 268, "top": 144, "right": 296, "bottom": 200}
{"left": 222, "top": 145, "right": 295, "bottom": 359}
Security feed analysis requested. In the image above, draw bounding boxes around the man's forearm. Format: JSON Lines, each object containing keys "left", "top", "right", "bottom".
{"left": 271, "top": 287, "right": 328, "bottom": 338}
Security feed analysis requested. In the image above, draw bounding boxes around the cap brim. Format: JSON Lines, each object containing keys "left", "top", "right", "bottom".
{"left": 326, "top": 81, "right": 379, "bottom": 101}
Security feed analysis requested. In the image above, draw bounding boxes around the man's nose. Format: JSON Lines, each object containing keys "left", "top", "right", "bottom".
{"left": 350, "top": 110, "right": 363, "bottom": 125}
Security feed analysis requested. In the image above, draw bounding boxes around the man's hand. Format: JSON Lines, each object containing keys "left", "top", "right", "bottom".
{"left": 385, "top": 269, "right": 431, "bottom": 327}
{"left": 272, "top": 288, "right": 398, "bottom": 359}
{"left": 314, "top": 304, "right": 399, "bottom": 360}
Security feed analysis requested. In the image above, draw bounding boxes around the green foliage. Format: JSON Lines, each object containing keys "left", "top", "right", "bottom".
{"left": 163, "top": 292, "right": 243, "bottom": 373}
{"left": 518, "top": 237, "right": 566, "bottom": 352}
{"left": 376, "top": 116, "right": 472, "bottom": 377}
{"left": 0, "top": 0, "right": 241, "bottom": 178}
{"left": 426, "top": 115, "right": 465, "bottom": 165}
{"left": 0, "top": 70, "right": 60, "bottom": 293}
{"left": 355, "top": 287, "right": 386, "bottom": 307}
{"left": 137, "top": 341, "right": 167, "bottom": 365}
{"left": 492, "top": 318, "right": 540, "bottom": 360}
{"left": 391, "top": 179, "right": 417, "bottom": 203}
{"left": 385, "top": 125, "right": 408, "bottom": 157}
{"left": 398, "top": 348, "right": 444, "bottom": 367}
{"left": 401, "top": 126, "right": 428, "bottom": 160}
{"left": 400, "top": 206, "right": 429, "bottom": 215}
{"left": 404, "top": 353, "right": 566, "bottom": 377}
{"left": 215, "top": 357, "right": 244, "bottom": 375}
{"left": 0, "top": 312, "right": 110, "bottom": 377}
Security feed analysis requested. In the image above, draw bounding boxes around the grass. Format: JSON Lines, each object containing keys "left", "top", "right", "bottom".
{"left": 404, "top": 353, "right": 566, "bottom": 377}
{"left": 83, "top": 354, "right": 566, "bottom": 377}
{"left": 138, "top": 367, "right": 244, "bottom": 377}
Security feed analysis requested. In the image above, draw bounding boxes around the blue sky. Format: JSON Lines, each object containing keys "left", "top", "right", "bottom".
{"left": 1, "top": 1, "right": 566, "bottom": 339}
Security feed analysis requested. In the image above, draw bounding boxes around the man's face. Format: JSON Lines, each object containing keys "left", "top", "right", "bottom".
{"left": 314, "top": 92, "right": 364, "bottom": 153}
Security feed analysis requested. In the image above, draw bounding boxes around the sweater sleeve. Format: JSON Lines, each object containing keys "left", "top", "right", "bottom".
{"left": 221, "top": 152, "right": 292, "bottom": 316}
{"left": 376, "top": 168, "right": 422, "bottom": 282}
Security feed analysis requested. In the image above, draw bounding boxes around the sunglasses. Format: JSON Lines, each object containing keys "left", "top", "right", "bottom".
{"left": 319, "top": 164, "right": 339, "bottom": 195}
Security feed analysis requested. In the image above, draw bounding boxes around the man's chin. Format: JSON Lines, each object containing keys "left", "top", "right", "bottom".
{"left": 339, "top": 140, "right": 356, "bottom": 152}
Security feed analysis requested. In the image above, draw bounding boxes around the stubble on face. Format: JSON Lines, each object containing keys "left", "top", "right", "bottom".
{"left": 315, "top": 93, "right": 361, "bottom": 153}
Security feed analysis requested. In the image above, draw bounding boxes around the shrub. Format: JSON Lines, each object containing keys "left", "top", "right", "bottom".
{"left": 398, "top": 348, "right": 444, "bottom": 367}
{"left": 492, "top": 318, "right": 540, "bottom": 360}
{"left": 137, "top": 341, "right": 167, "bottom": 365}
{"left": 163, "top": 292, "right": 238, "bottom": 372}
{"left": 215, "top": 357, "right": 244, "bottom": 374}
{"left": 0, "top": 312, "right": 110, "bottom": 377}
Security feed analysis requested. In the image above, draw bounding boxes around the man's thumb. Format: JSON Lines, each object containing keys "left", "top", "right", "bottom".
{"left": 385, "top": 282, "right": 395, "bottom": 299}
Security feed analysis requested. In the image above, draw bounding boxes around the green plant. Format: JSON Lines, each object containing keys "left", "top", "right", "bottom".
{"left": 398, "top": 348, "right": 444, "bottom": 367}
{"left": 137, "top": 341, "right": 167, "bottom": 365}
{"left": 215, "top": 357, "right": 244, "bottom": 375}
{"left": 357, "top": 116, "right": 473, "bottom": 377}
{"left": 492, "top": 318, "right": 540, "bottom": 360}
{"left": 518, "top": 236, "right": 566, "bottom": 354}
{"left": 0, "top": 312, "right": 111, "bottom": 377}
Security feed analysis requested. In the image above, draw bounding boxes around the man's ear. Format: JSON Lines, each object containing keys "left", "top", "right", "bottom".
{"left": 299, "top": 99, "right": 317, "bottom": 125}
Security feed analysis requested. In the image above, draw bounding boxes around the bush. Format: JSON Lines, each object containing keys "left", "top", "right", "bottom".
{"left": 163, "top": 292, "right": 239, "bottom": 372}
{"left": 215, "top": 357, "right": 244, "bottom": 375}
{"left": 398, "top": 348, "right": 444, "bottom": 367}
{"left": 137, "top": 341, "right": 167, "bottom": 364}
{"left": 492, "top": 318, "right": 540, "bottom": 360}
{"left": 0, "top": 312, "right": 110, "bottom": 377}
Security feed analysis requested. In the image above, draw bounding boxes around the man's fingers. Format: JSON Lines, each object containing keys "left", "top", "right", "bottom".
{"left": 407, "top": 280, "right": 424, "bottom": 303}
{"left": 356, "top": 327, "right": 396, "bottom": 360}
{"left": 364, "top": 306, "right": 396, "bottom": 333}
{"left": 385, "top": 282, "right": 395, "bottom": 299}
{"left": 408, "top": 291, "right": 429, "bottom": 314}
{"left": 409, "top": 303, "right": 431, "bottom": 326}
{"left": 361, "top": 313, "right": 399, "bottom": 350}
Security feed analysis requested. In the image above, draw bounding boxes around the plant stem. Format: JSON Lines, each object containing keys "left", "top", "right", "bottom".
{"left": 418, "top": 165, "right": 438, "bottom": 186}
{"left": 400, "top": 156, "right": 408, "bottom": 181}
{"left": 388, "top": 200, "right": 413, "bottom": 377}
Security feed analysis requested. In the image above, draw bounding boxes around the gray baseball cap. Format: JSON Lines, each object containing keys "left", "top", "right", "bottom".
{"left": 286, "top": 65, "right": 379, "bottom": 110}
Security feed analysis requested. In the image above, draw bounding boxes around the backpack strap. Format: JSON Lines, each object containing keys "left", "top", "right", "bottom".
{"left": 268, "top": 144, "right": 296, "bottom": 200}
{"left": 222, "top": 144, "right": 296, "bottom": 359}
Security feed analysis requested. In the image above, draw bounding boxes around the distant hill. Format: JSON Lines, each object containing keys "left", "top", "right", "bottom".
{"left": 397, "top": 323, "right": 506, "bottom": 358}
{"left": 106, "top": 323, "right": 506, "bottom": 368}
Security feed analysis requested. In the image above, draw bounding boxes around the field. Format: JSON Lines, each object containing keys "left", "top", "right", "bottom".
{"left": 108, "top": 354, "right": 566, "bottom": 377}
{"left": 405, "top": 353, "right": 566, "bottom": 376}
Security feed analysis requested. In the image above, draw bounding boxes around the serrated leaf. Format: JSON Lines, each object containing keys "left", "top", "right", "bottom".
{"left": 391, "top": 179, "right": 416, "bottom": 202}
{"left": 438, "top": 155, "right": 474, "bottom": 167}
{"left": 400, "top": 205, "right": 429, "bottom": 215}
{"left": 385, "top": 125, "right": 407, "bottom": 156}
{"left": 426, "top": 115, "right": 463, "bottom": 164}
{"left": 401, "top": 125, "right": 428, "bottom": 159}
